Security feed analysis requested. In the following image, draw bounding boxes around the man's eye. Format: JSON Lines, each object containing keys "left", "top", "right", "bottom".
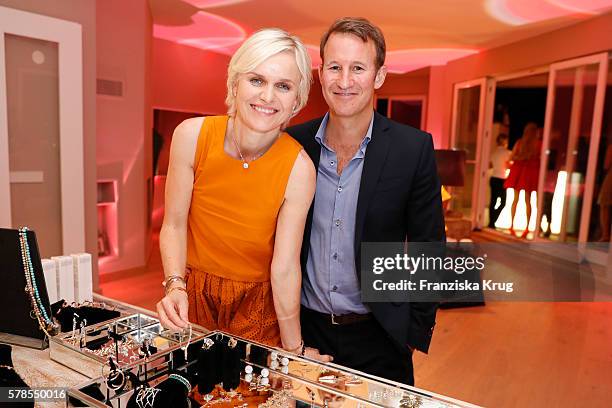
{"left": 353, "top": 66, "right": 364, "bottom": 72}
{"left": 250, "top": 78, "right": 263, "bottom": 86}
{"left": 276, "top": 83, "right": 291, "bottom": 91}
{"left": 329, "top": 66, "right": 340, "bottom": 71}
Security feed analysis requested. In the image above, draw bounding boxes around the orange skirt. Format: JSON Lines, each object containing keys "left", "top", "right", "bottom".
{"left": 186, "top": 267, "right": 281, "bottom": 347}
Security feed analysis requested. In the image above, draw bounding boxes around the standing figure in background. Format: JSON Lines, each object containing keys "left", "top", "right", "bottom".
{"left": 541, "top": 130, "right": 564, "bottom": 238}
{"left": 597, "top": 144, "right": 612, "bottom": 242}
{"left": 488, "top": 133, "right": 511, "bottom": 228}
{"left": 504, "top": 122, "right": 541, "bottom": 238}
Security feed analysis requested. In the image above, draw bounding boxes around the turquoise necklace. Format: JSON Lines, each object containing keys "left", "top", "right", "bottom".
{"left": 19, "top": 227, "right": 59, "bottom": 336}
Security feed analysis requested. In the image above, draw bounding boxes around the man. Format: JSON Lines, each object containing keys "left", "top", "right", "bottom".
{"left": 287, "top": 17, "right": 445, "bottom": 385}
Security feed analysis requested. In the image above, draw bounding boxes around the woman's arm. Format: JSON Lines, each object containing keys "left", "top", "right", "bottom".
{"left": 157, "top": 117, "right": 202, "bottom": 331}
{"left": 271, "top": 150, "right": 314, "bottom": 350}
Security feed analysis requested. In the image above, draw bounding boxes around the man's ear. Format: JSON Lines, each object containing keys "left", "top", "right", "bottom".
{"left": 318, "top": 64, "right": 323, "bottom": 83}
{"left": 374, "top": 65, "right": 388, "bottom": 90}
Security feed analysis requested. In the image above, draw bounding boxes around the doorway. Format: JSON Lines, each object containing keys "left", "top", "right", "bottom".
{"left": 0, "top": 6, "right": 85, "bottom": 257}
{"left": 375, "top": 96, "right": 426, "bottom": 129}
{"left": 485, "top": 72, "right": 549, "bottom": 237}
{"left": 535, "top": 54, "right": 609, "bottom": 244}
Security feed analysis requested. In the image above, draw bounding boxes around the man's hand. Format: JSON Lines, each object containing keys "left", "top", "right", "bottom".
{"left": 156, "top": 289, "right": 190, "bottom": 331}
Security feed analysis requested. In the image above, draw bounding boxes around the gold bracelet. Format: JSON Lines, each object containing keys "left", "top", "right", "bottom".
{"left": 285, "top": 339, "right": 304, "bottom": 355}
{"left": 166, "top": 286, "right": 187, "bottom": 296}
{"left": 162, "top": 275, "right": 186, "bottom": 288}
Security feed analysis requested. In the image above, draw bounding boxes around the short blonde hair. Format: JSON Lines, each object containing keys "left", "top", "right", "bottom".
{"left": 226, "top": 28, "right": 312, "bottom": 117}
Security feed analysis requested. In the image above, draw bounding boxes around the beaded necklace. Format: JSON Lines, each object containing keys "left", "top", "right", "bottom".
{"left": 18, "top": 227, "right": 59, "bottom": 336}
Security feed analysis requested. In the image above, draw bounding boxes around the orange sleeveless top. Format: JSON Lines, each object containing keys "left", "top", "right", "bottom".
{"left": 186, "top": 115, "right": 302, "bottom": 282}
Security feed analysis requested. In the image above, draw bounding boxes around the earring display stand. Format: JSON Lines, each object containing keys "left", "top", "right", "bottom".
{"left": 0, "top": 228, "right": 53, "bottom": 349}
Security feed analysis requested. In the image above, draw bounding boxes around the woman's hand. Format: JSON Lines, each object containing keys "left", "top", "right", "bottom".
{"left": 156, "top": 288, "right": 190, "bottom": 331}
{"left": 303, "top": 347, "right": 333, "bottom": 363}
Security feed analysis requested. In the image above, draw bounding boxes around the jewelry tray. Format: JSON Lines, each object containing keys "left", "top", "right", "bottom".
{"left": 62, "top": 315, "right": 478, "bottom": 408}
{"left": 49, "top": 312, "right": 210, "bottom": 378}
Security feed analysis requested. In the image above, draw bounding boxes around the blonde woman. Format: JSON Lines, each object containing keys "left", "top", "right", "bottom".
{"left": 156, "top": 29, "right": 329, "bottom": 361}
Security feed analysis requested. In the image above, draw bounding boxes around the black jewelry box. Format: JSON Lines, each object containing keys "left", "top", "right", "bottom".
{"left": 0, "top": 227, "right": 52, "bottom": 349}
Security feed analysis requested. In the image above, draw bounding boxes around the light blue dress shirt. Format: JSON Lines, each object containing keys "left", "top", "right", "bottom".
{"left": 301, "top": 112, "right": 374, "bottom": 315}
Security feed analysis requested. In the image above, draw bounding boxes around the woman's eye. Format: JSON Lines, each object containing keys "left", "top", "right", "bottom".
{"left": 276, "top": 83, "right": 291, "bottom": 91}
{"left": 329, "top": 65, "right": 340, "bottom": 71}
{"left": 250, "top": 78, "right": 263, "bottom": 86}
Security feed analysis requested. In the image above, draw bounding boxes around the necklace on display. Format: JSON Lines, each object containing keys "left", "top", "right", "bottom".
{"left": 18, "top": 226, "right": 59, "bottom": 336}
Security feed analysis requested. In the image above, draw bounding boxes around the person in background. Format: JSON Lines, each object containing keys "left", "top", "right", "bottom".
{"left": 504, "top": 122, "right": 541, "bottom": 238}
{"left": 488, "top": 133, "right": 511, "bottom": 228}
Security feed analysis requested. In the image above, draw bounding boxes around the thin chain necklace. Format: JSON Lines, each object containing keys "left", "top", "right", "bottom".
{"left": 231, "top": 132, "right": 265, "bottom": 169}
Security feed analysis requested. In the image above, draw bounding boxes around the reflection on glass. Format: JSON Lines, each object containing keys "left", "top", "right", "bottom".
{"left": 452, "top": 85, "right": 481, "bottom": 220}
{"left": 454, "top": 86, "right": 480, "bottom": 160}
{"left": 588, "top": 59, "right": 612, "bottom": 247}
{"left": 542, "top": 63, "right": 600, "bottom": 242}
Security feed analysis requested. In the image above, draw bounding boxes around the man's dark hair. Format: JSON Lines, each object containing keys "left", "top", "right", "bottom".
{"left": 320, "top": 17, "right": 386, "bottom": 69}
{"left": 497, "top": 133, "right": 509, "bottom": 145}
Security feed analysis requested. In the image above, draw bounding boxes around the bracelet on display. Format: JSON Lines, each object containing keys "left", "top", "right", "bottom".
{"left": 134, "top": 386, "right": 161, "bottom": 408}
{"left": 168, "top": 373, "right": 191, "bottom": 394}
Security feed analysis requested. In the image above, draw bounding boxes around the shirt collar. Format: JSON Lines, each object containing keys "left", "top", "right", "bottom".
{"left": 315, "top": 111, "right": 374, "bottom": 154}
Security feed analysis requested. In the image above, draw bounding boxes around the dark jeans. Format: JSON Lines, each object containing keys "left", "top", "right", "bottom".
{"left": 489, "top": 177, "right": 507, "bottom": 227}
{"left": 300, "top": 306, "right": 414, "bottom": 385}
{"left": 542, "top": 192, "right": 554, "bottom": 231}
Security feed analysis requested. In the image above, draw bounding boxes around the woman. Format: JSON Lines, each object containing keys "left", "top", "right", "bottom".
{"left": 156, "top": 28, "right": 328, "bottom": 360}
{"left": 504, "top": 122, "right": 541, "bottom": 238}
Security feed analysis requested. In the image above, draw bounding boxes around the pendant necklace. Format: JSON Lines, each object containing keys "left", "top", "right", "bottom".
{"left": 231, "top": 132, "right": 265, "bottom": 169}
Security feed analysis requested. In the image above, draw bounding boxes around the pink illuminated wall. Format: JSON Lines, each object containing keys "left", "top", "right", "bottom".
{"left": 96, "top": 0, "right": 153, "bottom": 275}
{"left": 152, "top": 39, "right": 230, "bottom": 114}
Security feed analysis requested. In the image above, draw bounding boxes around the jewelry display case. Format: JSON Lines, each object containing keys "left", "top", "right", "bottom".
{"left": 63, "top": 315, "right": 477, "bottom": 408}
{"left": 49, "top": 312, "right": 210, "bottom": 378}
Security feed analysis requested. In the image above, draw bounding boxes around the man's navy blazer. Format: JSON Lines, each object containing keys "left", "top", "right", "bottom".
{"left": 287, "top": 111, "right": 445, "bottom": 354}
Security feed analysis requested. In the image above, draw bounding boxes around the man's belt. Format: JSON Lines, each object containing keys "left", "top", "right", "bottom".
{"left": 304, "top": 307, "right": 373, "bottom": 325}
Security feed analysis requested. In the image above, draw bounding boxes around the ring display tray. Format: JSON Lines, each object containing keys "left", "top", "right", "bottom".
{"left": 49, "top": 313, "right": 209, "bottom": 378}
{"left": 64, "top": 315, "right": 477, "bottom": 408}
